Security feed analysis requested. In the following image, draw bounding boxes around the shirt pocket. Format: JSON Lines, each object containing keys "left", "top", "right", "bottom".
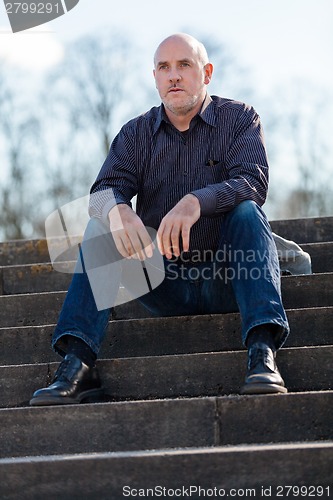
{"left": 203, "top": 161, "right": 226, "bottom": 185}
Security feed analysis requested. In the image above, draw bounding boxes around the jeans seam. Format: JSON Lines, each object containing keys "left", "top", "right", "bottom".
{"left": 52, "top": 330, "right": 100, "bottom": 356}
{"left": 244, "top": 319, "right": 290, "bottom": 350}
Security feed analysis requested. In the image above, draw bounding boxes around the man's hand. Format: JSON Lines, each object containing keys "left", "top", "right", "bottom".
{"left": 108, "top": 204, "right": 154, "bottom": 260}
{"left": 157, "top": 194, "right": 201, "bottom": 259}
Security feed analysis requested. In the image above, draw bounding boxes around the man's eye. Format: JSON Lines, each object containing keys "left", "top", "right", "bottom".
{"left": 180, "top": 62, "right": 190, "bottom": 67}
{"left": 159, "top": 65, "right": 168, "bottom": 70}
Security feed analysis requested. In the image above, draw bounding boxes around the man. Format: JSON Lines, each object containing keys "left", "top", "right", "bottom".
{"left": 30, "top": 33, "right": 290, "bottom": 406}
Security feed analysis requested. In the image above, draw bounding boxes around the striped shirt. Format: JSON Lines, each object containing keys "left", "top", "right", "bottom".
{"left": 89, "top": 94, "right": 269, "bottom": 257}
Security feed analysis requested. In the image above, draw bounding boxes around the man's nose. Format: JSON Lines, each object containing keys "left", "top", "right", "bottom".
{"left": 168, "top": 68, "right": 181, "bottom": 82}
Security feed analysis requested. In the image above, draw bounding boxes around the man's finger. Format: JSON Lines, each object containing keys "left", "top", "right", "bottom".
{"left": 181, "top": 225, "right": 191, "bottom": 252}
{"left": 157, "top": 220, "right": 171, "bottom": 258}
{"left": 157, "top": 222, "right": 166, "bottom": 256}
{"left": 122, "top": 225, "right": 155, "bottom": 261}
{"left": 157, "top": 220, "right": 180, "bottom": 258}
{"left": 162, "top": 230, "right": 173, "bottom": 259}
{"left": 136, "top": 226, "right": 155, "bottom": 259}
{"left": 170, "top": 224, "right": 181, "bottom": 257}
{"left": 112, "top": 230, "right": 133, "bottom": 259}
{"left": 127, "top": 230, "right": 147, "bottom": 261}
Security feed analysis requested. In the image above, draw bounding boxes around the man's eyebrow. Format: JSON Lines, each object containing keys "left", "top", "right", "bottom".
{"left": 156, "top": 58, "right": 192, "bottom": 66}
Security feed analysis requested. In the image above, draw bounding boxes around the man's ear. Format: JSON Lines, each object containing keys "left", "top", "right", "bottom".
{"left": 153, "top": 69, "right": 158, "bottom": 89}
{"left": 204, "top": 63, "right": 213, "bottom": 84}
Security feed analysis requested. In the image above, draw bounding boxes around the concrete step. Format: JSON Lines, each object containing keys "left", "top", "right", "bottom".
{"left": 271, "top": 215, "right": 333, "bottom": 243}
{"left": 0, "top": 397, "right": 216, "bottom": 459}
{"left": 0, "top": 262, "right": 73, "bottom": 295}
{"left": 0, "top": 242, "right": 332, "bottom": 296}
{"left": 0, "top": 392, "right": 332, "bottom": 459}
{"left": 301, "top": 242, "right": 333, "bottom": 273}
{"left": 1, "top": 346, "right": 332, "bottom": 408}
{"left": 114, "top": 272, "right": 333, "bottom": 319}
{"left": 0, "top": 290, "right": 67, "bottom": 328}
{"left": 0, "top": 238, "right": 50, "bottom": 266}
{"left": 0, "top": 391, "right": 333, "bottom": 458}
{"left": 0, "top": 216, "right": 331, "bottom": 498}
{"left": 0, "top": 237, "right": 80, "bottom": 267}
{"left": 280, "top": 272, "right": 333, "bottom": 310}
{"left": 0, "top": 216, "right": 331, "bottom": 268}
{"left": 0, "top": 273, "right": 332, "bottom": 328}
{"left": 1, "top": 307, "right": 332, "bottom": 365}
{"left": 0, "top": 442, "right": 332, "bottom": 499}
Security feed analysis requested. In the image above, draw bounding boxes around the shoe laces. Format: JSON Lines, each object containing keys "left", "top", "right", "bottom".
{"left": 54, "top": 356, "right": 80, "bottom": 382}
{"left": 248, "top": 345, "right": 274, "bottom": 371}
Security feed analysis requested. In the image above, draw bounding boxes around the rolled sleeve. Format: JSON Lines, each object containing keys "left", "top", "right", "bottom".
{"left": 89, "top": 125, "right": 137, "bottom": 221}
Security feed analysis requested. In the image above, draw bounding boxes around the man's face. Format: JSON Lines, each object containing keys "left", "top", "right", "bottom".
{"left": 153, "top": 38, "right": 211, "bottom": 118}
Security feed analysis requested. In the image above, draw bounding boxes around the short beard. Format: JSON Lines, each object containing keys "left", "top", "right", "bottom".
{"left": 163, "top": 93, "right": 201, "bottom": 117}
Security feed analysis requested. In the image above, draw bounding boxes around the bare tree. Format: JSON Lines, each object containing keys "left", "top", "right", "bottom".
{"left": 0, "top": 33, "right": 148, "bottom": 240}
{"left": 49, "top": 33, "right": 140, "bottom": 154}
{"left": 36, "top": 32, "right": 143, "bottom": 218}
{"left": 0, "top": 70, "right": 41, "bottom": 240}
{"left": 266, "top": 81, "right": 333, "bottom": 219}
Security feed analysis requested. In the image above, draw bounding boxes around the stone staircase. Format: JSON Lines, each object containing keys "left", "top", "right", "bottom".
{"left": 0, "top": 216, "right": 332, "bottom": 499}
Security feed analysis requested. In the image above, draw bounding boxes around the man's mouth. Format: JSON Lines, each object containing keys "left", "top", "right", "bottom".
{"left": 168, "top": 87, "right": 183, "bottom": 93}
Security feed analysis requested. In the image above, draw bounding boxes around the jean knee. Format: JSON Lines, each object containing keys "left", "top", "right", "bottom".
{"left": 84, "top": 217, "right": 110, "bottom": 241}
{"left": 229, "top": 200, "right": 262, "bottom": 222}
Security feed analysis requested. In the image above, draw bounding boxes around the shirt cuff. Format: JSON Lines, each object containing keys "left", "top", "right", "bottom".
{"left": 101, "top": 199, "right": 118, "bottom": 224}
{"left": 102, "top": 198, "right": 132, "bottom": 224}
{"left": 190, "top": 187, "right": 217, "bottom": 216}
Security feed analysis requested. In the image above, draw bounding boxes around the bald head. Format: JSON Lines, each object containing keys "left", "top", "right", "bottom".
{"left": 154, "top": 33, "right": 209, "bottom": 68}
{"left": 153, "top": 32, "right": 213, "bottom": 128}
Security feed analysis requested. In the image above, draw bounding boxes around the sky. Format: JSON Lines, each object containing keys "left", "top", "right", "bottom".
{"left": 0, "top": 0, "right": 332, "bottom": 86}
{"left": 0, "top": 0, "right": 332, "bottom": 218}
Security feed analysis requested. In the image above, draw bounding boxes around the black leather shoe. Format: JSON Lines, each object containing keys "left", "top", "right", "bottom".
{"left": 241, "top": 342, "right": 287, "bottom": 395}
{"left": 29, "top": 354, "right": 104, "bottom": 406}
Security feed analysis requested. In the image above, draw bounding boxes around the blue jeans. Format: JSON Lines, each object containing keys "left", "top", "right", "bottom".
{"left": 52, "top": 201, "right": 289, "bottom": 356}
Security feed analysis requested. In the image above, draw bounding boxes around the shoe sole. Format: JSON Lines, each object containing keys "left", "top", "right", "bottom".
{"left": 240, "top": 383, "right": 288, "bottom": 395}
{"left": 29, "top": 388, "right": 105, "bottom": 406}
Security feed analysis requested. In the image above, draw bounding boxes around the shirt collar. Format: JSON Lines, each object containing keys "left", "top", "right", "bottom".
{"left": 199, "top": 94, "right": 216, "bottom": 127}
{"left": 153, "top": 105, "right": 169, "bottom": 134}
{"left": 153, "top": 93, "right": 216, "bottom": 135}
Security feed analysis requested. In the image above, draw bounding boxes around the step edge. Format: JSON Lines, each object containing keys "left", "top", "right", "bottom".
{"left": 1, "top": 305, "right": 332, "bottom": 332}
{"left": 1, "top": 344, "right": 333, "bottom": 369}
{"left": 1, "top": 440, "right": 333, "bottom": 465}
{"left": 1, "top": 390, "right": 332, "bottom": 415}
